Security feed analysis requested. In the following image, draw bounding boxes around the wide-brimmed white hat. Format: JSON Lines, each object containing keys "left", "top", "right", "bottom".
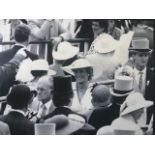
{"left": 120, "top": 92, "right": 153, "bottom": 116}
{"left": 111, "top": 117, "right": 141, "bottom": 135}
{"left": 110, "top": 76, "right": 134, "bottom": 97}
{"left": 45, "top": 114, "right": 94, "bottom": 135}
{"left": 52, "top": 42, "right": 79, "bottom": 61}
{"left": 31, "top": 59, "right": 56, "bottom": 76}
{"left": 93, "top": 34, "right": 119, "bottom": 54}
{"left": 68, "top": 58, "right": 92, "bottom": 70}
{"left": 62, "top": 58, "right": 92, "bottom": 75}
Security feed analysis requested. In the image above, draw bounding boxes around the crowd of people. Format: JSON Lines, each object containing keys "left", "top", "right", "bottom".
{"left": 0, "top": 19, "right": 154, "bottom": 135}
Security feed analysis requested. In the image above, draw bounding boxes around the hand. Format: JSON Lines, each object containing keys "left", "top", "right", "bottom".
{"left": 16, "top": 48, "right": 27, "bottom": 58}
{"left": 51, "top": 36, "right": 63, "bottom": 46}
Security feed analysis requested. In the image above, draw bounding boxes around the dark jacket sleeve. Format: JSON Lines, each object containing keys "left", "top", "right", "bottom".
{"left": 0, "top": 54, "right": 25, "bottom": 96}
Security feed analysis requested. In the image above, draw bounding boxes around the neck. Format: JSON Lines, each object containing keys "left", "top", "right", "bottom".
{"left": 15, "top": 41, "right": 28, "bottom": 47}
{"left": 135, "top": 65, "right": 145, "bottom": 71}
{"left": 77, "top": 81, "right": 89, "bottom": 90}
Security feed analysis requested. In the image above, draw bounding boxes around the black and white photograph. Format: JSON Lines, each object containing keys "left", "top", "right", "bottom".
{"left": 0, "top": 19, "right": 154, "bottom": 135}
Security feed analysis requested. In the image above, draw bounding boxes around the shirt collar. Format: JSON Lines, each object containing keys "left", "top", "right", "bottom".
{"left": 134, "top": 67, "right": 146, "bottom": 74}
{"left": 40, "top": 99, "right": 53, "bottom": 109}
{"left": 10, "top": 109, "right": 26, "bottom": 116}
{"left": 15, "top": 43, "right": 26, "bottom": 48}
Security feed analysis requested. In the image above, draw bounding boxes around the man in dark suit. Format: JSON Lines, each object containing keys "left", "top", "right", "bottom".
{"left": 0, "top": 84, "right": 35, "bottom": 135}
{"left": 0, "top": 25, "right": 38, "bottom": 97}
{"left": 129, "top": 38, "right": 155, "bottom": 125}
{"left": 88, "top": 84, "right": 118, "bottom": 132}
{"left": 0, "top": 24, "right": 29, "bottom": 65}
{"left": 42, "top": 76, "right": 84, "bottom": 121}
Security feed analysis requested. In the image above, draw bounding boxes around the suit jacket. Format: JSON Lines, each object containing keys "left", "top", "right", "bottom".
{"left": 132, "top": 66, "right": 155, "bottom": 124}
{"left": 0, "top": 45, "right": 23, "bottom": 66}
{"left": 0, "top": 111, "right": 34, "bottom": 135}
{"left": 145, "top": 67, "right": 155, "bottom": 124}
{"left": 0, "top": 54, "right": 25, "bottom": 96}
{"left": 42, "top": 107, "right": 85, "bottom": 121}
{"left": 88, "top": 104, "right": 119, "bottom": 131}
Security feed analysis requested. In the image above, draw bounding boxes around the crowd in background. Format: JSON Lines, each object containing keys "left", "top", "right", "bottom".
{"left": 0, "top": 19, "right": 154, "bottom": 135}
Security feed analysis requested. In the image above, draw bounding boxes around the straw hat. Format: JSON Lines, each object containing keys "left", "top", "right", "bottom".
{"left": 45, "top": 114, "right": 90, "bottom": 135}
{"left": 111, "top": 118, "right": 139, "bottom": 135}
{"left": 31, "top": 59, "right": 56, "bottom": 76}
{"left": 52, "top": 42, "right": 79, "bottom": 61}
{"left": 120, "top": 92, "right": 153, "bottom": 116}
{"left": 93, "top": 34, "right": 119, "bottom": 54}
{"left": 68, "top": 58, "right": 92, "bottom": 70}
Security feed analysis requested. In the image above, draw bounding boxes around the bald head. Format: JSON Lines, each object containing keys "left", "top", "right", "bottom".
{"left": 91, "top": 85, "right": 111, "bottom": 107}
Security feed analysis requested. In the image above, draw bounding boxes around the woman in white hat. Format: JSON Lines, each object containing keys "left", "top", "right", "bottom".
{"left": 65, "top": 58, "right": 94, "bottom": 114}
{"left": 111, "top": 92, "right": 153, "bottom": 135}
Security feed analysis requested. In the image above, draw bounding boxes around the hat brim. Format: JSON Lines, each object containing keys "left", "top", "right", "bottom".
{"left": 129, "top": 48, "right": 152, "bottom": 53}
{"left": 121, "top": 101, "right": 153, "bottom": 116}
{"left": 56, "top": 119, "right": 84, "bottom": 135}
{"left": 110, "top": 87, "right": 133, "bottom": 97}
{"left": 52, "top": 49, "right": 78, "bottom": 61}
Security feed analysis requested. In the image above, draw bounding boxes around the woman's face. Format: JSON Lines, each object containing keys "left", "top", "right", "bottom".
{"left": 132, "top": 108, "right": 144, "bottom": 120}
{"left": 92, "top": 21, "right": 104, "bottom": 35}
{"left": 108, "top": 20, "right": 115, "bottom": 29}
{"left": 73, "top": 68, "right": 89, "bottom": 83}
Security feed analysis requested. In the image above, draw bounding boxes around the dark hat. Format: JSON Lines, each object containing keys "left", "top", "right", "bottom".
{"left": 129, "top": 38, "right": 152, "bottom": 53}
{"left": 53, "top": 76, "right": 73, "bottom": 95}
{"left": 7, "top": 84, "right": 35, "bottom": 109}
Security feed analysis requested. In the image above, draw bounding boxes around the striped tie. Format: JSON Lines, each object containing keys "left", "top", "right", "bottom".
{"left": 139, "top": 71, "right": 143, "bottom": 92}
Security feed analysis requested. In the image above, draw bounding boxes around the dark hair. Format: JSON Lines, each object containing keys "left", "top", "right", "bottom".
{"left": 111, "top": 95, "right": 127, "bottom": 105}
{"left": 7, "top": 84, "right": 32, "bottom": 109}
{"left": 72, "top": 67, "right": 94, "bottom": 81}
{"left": 14, "top": 25, "right": 31, "bottom": 42}
{"left": 53, "top": 92, "right": 74, "bottom": 107}
{"left": 92, "top": 19, "right": 108, "bottom": 32}
{"left": 31, "top": 70, "right": 47, "bottom": 77}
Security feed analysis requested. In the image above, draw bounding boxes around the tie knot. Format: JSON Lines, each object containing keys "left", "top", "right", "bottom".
{"left": 139, "top": 71, "right": 143, "bottom": 75}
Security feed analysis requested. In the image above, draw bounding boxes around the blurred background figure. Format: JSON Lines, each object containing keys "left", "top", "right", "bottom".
{"left": 0, "top": 121, "right": 10, "bottom": 135}
{"left": 107, "top": 19, "right": 122, "bottom": 40}
{"left": 28, "top": 19, "right": 72, "bottom": 58}
{"left": 50, "top": 41, "right": 79, "bottom": 76}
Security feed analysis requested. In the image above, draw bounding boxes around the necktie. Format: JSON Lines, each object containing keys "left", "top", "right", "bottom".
{"left": 139, "top": 71, "right": 143, "bottom": 92}
{"left": 37, "top": 104, "right": 46, "bottom": 118}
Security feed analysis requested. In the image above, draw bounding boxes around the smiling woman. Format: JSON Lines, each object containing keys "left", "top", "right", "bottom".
{"left": 65, "top": 58, "right": 94, "bottom": 114}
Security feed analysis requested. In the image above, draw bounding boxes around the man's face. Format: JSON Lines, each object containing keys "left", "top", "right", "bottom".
{"left": 134, "top": 52, "right": 149, "bottom": 70}
{"left": 37, "top": 80, "right": 52, "bottom": 102}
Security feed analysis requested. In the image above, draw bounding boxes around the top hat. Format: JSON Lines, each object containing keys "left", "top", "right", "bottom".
{"left": 7, "top": 84, "right": 35, "bottom": 108}
{"left": 53, "top": 75, "right": 73, "bottom": 95}
{"left": 110, "top": 76, "right": 134, "bottom": 97}
{"left": 52, "top": 42, "right": 79, "bottom": 61}
{"left": 129, "top": 38, "right": 151, "bottom": 53}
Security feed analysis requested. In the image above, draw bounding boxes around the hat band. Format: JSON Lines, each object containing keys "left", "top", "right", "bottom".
{"left": 129, "top": 49, "right": 151, "bottom": 52}
{"left": 113, "top": 89, "right": 133, "bottom": 94}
